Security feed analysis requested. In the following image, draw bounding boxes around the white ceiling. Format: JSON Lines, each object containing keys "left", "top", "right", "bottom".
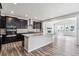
{"left": 47, "top": 17, "right": 76, "bottom": 25}
{"left": 1, "top": 3, "right": 79, "bottom": 21}
{"left": 1, "top": 3, "right": 46, "bottom": 20}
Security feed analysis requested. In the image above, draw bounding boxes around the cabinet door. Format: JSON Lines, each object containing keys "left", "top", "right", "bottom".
{"left": 19, "top": 19, "right": 28, "bottom": 29}
{"left": 6, "top": 16, "right": 12, "bottom": 27}
{"left": 0, "top": 37, "right": 2, "bottom": 49}
{"left": 0, "top": 16, "right": 1, "bottom": 28}
{"left": 2, "top": 36, "right": 17, "bottom": 44}
{"left": 23, "top": 20, "right": 28, "bottom": 28}
{"left": 33, "top": 22, "right": 42, "bottom": 29}
{"left": 6, "top": 17, "right": 16, "bottom": 27}
{"left": 0, "top": 16, "right": 6, "bottom": 28}
{"left": 14, "top": 18, "right": 20, "bottom": 28}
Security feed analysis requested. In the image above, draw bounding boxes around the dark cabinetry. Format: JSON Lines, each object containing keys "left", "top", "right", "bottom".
{"left": 0, "top": 36, "right": 2, "bottom": 50}
{"left": 2, "top": 35, "right": 17, "bottom": 44}
{"left": 2, "top": 16, "right": 27, "bottom": 44}
{"left": 5, "top": 16, "right": 17, "bottom": 44}
{"left": 0, "top": 16, "right": 6, "bottom": 28}
{"left": 6, "top": 16, "right": 28, "bottom": 29}
{"left": 33, "top": 21, "right": 42, "bottom": 29}
{"left": 0, "top": 16, "right": 1, "bottom": 28}
{"left": 0, "top": 16, "right": 26, "bottom": 48}
{"left": 15, "top": 18, "right": 21, "bottom": 28}
{"left": 18, "top": 19, "right": 28, "bottom": 29}
{"left": 6, "top": 16, "right": 17, "bottom": 28}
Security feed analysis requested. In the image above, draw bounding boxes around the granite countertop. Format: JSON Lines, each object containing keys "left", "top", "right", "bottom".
{"left": 17, "top": 32, "right": 42, "bottom": 34}
{"left": 22, "top": 32, "right": 43, "bottom": 37}
{"left": 6, "top": 35, "right": 17, "bottom": 37}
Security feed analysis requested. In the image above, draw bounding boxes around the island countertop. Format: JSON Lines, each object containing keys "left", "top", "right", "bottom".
{"left": 22, "top": 32, "right": 43, "bottom": 37}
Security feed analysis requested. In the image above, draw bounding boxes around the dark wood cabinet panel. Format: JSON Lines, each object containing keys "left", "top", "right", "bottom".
{"left": 17, "top": 19, "right": 28, "bottom": 29}
{"left": 2, "top": 16, "right": 6, "bottom": 28}
{"left": 0, "top": 16, "right": 6, "bottom": 28}
{"left": 2, "top": 36, "right": 17, "bottom": 44}
{"left": 22, "top": 20, "right": 28, "bottom": 28}
{"left": 33, "top": 21, "right": 42, "bottom": 29}
{"left": 0, "top": 16, "right": 27, "bottom": 45}
{"left": 12, "top": 18, "right": 21, "bottom": 28}
{"left": 0, "top": 37, "right": 2, "bottom": 50}
{"left": 0, "top": 15, "right": 1, "bottom": 28}
{"left": 6, "top": 16, "right": 15, "bottom": 27}
{"left": 6, "top": 16, "right": 28, "bottom": 29}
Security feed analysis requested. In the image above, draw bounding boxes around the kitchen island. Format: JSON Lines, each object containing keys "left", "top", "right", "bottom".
{"left": 22, "top": 33, "right": 52, "bottom": 52}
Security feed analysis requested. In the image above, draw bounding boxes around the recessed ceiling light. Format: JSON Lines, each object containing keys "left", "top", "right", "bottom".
{"left": 10, "top": 11, "right": 14, "bottom": 14}
{"left": 8, "top": 18, "right": 12, "bottom": 22}
{"left": 13, "top": 3, "right": 17, "bottom": 4}
{"left": 35, "top": 17, "right": 38, "bottom": 19}
{"left": 25, "top": 14, "right": 28, "bottom": 17}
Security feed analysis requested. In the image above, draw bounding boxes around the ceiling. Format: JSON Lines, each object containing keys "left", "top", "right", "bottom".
{"left": 1, "top": 3, "right": 79, "bottom": 21}
{"left": 1, "top": 3, "right": 47, "bottom": 20}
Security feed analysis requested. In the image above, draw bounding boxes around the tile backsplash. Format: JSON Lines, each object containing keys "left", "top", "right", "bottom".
{"left": 0, "top": 28, "right": 6, "bottom": 35}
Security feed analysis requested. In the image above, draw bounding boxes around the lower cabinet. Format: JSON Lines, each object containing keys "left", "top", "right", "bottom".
{"left": 17, "top": 34, "right": 24, "bottom": 46}
{"left": 2, "top": 34, "right": 24, "bottom": 45}
{"left": 0, "top": 36, "right": 2, "bottom": 50}
{"left": 2, "top": 35, "right": 17, "bottom": 44}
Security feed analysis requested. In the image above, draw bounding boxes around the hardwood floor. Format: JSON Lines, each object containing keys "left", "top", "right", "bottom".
{"left": 0, "top": 35, "right": 79, "bottom": 56}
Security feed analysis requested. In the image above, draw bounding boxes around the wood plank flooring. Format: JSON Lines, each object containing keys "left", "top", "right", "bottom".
{"left": 0, "top": 36, "right": 79, "bottom": 56}
{"left": 0, "top": 41, "right": 53, "bottom": 56}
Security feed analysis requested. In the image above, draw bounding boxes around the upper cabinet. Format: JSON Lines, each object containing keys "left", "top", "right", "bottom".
{"left": 0, "top": 15, "right": 42, "bottom": 30}
{"left": 19, "top": 19, "right": 28, "bottom": 29}
{"left": 0, "top": 16, "right": 6, "bottom": 28}
{"left": 6, "top": 16, "right": 16, "bottom": 27}
{"left": 33, "top": 21, "right": 42, "bottom": 29}
{"left": 0, "top": 15, "right": 1, "bottom": 28}
{"left": 6, "top": 16, "right": 28, "bottom": 29}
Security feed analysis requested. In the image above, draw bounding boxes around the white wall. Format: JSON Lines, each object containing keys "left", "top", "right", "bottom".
{"left": 43, "top": 17, "right": 76, "bottom": 36}
{"left": 42, "top": 21, "right": 48, "bottom": 35}
{"left": 54, "top": 18, "right": 76, "bottom": 36}
{"left": 76, "top": 14, "right": 79, "bottom": 45}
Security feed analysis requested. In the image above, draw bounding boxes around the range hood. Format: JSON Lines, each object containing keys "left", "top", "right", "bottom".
{"left": 28, "top": 18, "right": 33, "bottom": 26}
{"left": 27, "top": 19, "right": 33, "bottom": 32}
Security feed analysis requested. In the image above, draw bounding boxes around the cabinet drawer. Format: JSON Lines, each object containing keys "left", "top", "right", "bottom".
{"left": 2, "top": 36, "right": 17, "bottom": 44}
